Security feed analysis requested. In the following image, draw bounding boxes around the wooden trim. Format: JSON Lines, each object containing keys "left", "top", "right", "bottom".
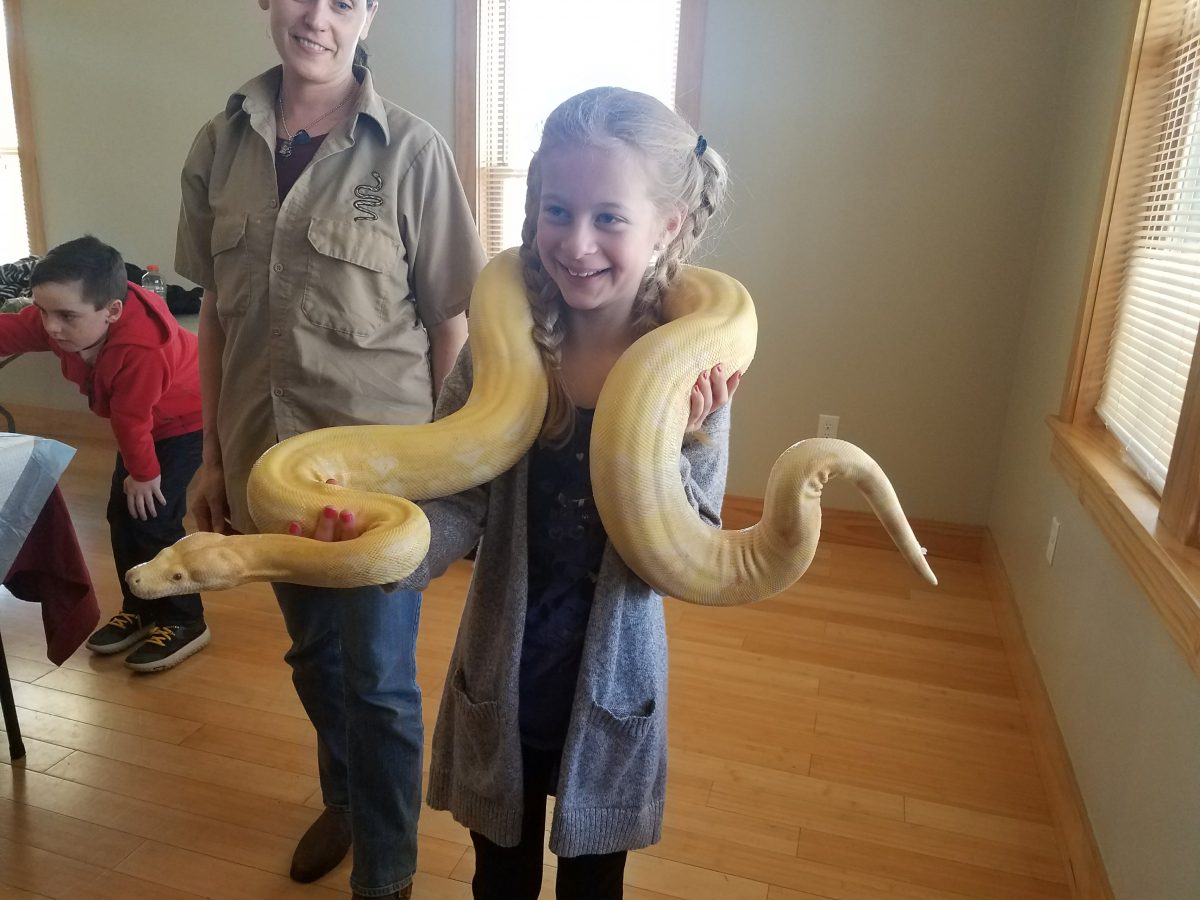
{"left": 3, "top": 0, "right": 46, "bottom": 255}
{"left": 981, "top": 532, "right": 1116, "bottom": 900}
{"left": 1059, "top": 0, "right": 1148, "bottom": 423}
{"left": 1161, "top": 340, "right": 1200, "bottom": 544}
{"left": 453, "top": 0, "right": 479, "bottom": 221}
{"left": 675, "top": 0, "right": 707, "bottom": 127}
{"left": 1049, "top": 416, "right": 1200, "bottom": 678}
{"left": 2, "top": 402, "right": 112, "bottom": 442}
{"left": 720, "top": 494, "right": 984, "bottom": 563}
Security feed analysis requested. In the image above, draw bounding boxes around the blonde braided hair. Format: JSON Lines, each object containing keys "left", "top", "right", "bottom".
{"left": 521, "top": 87, "right": 729, "bottom": 445}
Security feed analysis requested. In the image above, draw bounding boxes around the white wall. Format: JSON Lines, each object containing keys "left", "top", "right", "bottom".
{"left": 989, "top": 2, "right": 1200, "bottom": 898}
{"left": 9, "top": 1, "right": 1074, "bottom": 527}
{"left": 699, "top": 0, "right": 1074, "bottom": 521}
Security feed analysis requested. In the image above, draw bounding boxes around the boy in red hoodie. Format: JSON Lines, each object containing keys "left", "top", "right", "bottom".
{"left": 0, "top": 236, "right": 208, "bottom": 671}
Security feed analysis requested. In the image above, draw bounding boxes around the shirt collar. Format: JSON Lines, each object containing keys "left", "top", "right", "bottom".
{"left": 225, "top": 65, "right": 391, "bottom": 146}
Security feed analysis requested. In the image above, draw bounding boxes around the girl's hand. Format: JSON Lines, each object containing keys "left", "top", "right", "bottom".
{"left": 686, "top": 364, "right": 741, "bottom": 431}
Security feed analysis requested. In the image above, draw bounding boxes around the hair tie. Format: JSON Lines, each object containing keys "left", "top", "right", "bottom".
{"left": 694, "top": 135, "right": 707, "bottom": 157}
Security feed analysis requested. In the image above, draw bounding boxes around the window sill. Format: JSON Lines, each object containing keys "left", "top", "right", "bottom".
{"left": 1048, "top": 416, "right": 1200, "bottom": 678}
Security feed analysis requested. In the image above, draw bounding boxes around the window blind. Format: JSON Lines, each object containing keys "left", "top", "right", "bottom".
{"left": 476, "top": 0, "right": 683, "bottom": 257}
{"left": 1098, "top": 0, "right": 1200, "bottom": 494}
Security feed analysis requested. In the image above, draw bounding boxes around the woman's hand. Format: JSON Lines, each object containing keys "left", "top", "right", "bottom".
{"left": 289, "top": 479, "right": 360, "bottom": 542}
{"left": 193, "top": 460, "right": 232, "bottom": 533}
{"left": 686, "top": 364, "right": 741, "bottom": 432}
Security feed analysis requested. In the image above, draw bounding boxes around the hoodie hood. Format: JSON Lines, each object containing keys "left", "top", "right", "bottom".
{"left": 107, "top": 281, "right": 178, "bottom": 351}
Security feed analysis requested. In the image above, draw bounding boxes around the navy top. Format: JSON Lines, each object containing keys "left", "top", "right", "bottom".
{"left": 519, "top": 408, "right": 608, "bottom": 751}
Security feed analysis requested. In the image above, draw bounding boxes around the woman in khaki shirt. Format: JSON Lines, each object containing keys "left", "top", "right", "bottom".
{"left": 175, "top": 2, "right": 485, "bottom": 898}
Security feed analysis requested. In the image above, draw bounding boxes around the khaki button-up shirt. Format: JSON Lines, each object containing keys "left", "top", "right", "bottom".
{"left": 176, "top": 67, "right": 485, "bottom": 532}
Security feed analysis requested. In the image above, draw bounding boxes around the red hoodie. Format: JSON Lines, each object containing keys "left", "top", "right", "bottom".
{"left": 0, "top": 282, "right": 202, "bottom": 480}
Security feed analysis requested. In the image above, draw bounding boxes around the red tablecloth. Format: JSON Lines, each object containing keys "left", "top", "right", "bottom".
{"left": 4, "top": 485, "right": 99, "bottom": 664}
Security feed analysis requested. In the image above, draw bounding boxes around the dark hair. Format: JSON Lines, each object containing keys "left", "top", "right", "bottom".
{"left": 30, "top": 235, "right": 127, "bottom": 309}
{"left": 353, "top": 0, "right": 376, "bottom": 68}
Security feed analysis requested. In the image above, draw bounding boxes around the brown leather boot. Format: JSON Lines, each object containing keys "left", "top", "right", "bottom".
{"left": 290, "top": 808, "right": 352, "bottom": 883}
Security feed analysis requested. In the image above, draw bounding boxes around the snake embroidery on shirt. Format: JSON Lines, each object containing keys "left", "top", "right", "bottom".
{"left": 353, "top": 172, "right": 385, "bottom": 222}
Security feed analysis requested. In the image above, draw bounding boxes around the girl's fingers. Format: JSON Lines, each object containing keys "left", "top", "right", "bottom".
{"left": 709, "top": 364, "right": 730, "bottom": 407}
{"left": 686, "top": 384, "right": 705, "bottom": 431}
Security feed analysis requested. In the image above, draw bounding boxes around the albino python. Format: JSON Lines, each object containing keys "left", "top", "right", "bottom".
{"left": 128, "top": 249, "right": 936, "bottom": 602}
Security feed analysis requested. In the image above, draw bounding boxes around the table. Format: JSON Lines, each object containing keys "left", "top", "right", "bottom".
{"left": 0, "top": 433, "right": 100, "bottom": 759}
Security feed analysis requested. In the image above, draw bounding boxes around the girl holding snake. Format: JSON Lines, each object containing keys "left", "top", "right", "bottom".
{"left": 174, "top": 1, "right": 484, "bottom": 897}
{"left": 306, "top": 87, "right": 738, "bottom": 899}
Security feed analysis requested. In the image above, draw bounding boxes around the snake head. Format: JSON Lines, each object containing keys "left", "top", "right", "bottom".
{"left": 126, "top": 532, "right": 246, "bottom": 597}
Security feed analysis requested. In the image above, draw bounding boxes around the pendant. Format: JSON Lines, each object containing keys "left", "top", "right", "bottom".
{"left": 278, "top": 138, "right": 293, "bottom": 158}
{"left": 294, "top": 130, "right": 312, "bottom": 145}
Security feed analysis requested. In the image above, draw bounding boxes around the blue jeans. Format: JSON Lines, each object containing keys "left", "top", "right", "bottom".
{"left": 274, "top": 582, "right": 423, "bottom": 897}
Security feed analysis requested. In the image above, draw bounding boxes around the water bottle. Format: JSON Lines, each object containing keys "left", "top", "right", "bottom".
{"left": 141, "top": 264, "right": 167, "bottom": 300}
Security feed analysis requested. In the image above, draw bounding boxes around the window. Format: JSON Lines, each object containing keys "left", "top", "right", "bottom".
{"left": 1, "top": 0, "right": 43, "bottom": 260}
{"left": 1056, "top": 0, "right": 1200, "bottom": 676}
{"left": 455, "top": 0, "right": 707, "bottom": 257}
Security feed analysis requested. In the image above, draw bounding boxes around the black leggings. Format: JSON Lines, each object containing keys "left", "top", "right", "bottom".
{"left": 470, "top": 746, "right": 626, "bottom": 900}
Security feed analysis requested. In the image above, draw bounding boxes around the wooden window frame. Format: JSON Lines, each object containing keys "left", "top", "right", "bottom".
{"left": 1053, "top": 0, "right": 1200, "bottom": 677}
{"left": 2, "top": 0, "right": 46, "bottom": 255}
{"left": 453, "top": 0, "right": 708, "bottom": 221}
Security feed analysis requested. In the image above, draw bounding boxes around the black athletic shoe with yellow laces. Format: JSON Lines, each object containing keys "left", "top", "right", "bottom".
{"left": 124, "top": 620, "right": 210, "bottom": 673}
{"left": 85, "top": 612, "right": 153, "bottom": 655}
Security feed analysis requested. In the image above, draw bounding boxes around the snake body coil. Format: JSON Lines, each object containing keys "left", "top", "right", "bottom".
{"left": 128, "top": 249, "right": 935, "bottom": 601}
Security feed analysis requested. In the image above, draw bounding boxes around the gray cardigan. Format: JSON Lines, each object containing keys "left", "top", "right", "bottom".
{"left": 405, "top": 349, "right": 730, "bottom": 857}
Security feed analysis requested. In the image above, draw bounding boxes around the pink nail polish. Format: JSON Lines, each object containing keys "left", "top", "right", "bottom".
{"left": 323, "top": 506, "right": 336, "bottom": 518}
{"left": 288, "top": 522, "right": 301, "bottom": 535}
{"left": 340, "top": 510, "right": 354, "bottom": 523}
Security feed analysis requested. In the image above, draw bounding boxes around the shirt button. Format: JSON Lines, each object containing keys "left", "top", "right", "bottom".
{"left": 272, "top": 263, "right": 284, "bottom": 273}
{"left": 272, "top": 328, "right": 282, "bottom": 337}
{"left": 273, "top": 387, "right": 284, "bottom": 397}
{"left": 268, "top": 199, "right": 278, "bottom": 209}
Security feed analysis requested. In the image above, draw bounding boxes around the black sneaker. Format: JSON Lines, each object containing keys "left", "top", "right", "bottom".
{"left": 86, "top": 612, "right": 153, "bottom": 655}
{"left": 124, "top": 620, "right": 210, "bottom": 673}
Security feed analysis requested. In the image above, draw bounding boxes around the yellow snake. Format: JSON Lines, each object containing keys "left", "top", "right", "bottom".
{"left": 127, "top": 249, "right": 936, "bottom": 601}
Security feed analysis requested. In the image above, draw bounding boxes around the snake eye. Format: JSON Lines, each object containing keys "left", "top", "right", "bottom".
{"left": 173, "top": 572, "right": 183, "bottom": 581}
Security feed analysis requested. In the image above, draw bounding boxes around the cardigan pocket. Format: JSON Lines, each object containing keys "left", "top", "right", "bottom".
{"left": 575, "top": 698, "right": 662, "bottom": 808}
{"left": 448, "top": 666, "right": 507, "bottom": 801}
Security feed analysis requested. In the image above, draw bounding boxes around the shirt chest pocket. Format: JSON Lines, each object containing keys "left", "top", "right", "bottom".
{"left": 301, "top": 217, "right": 408, "bottom": 338}
{"left": 211, "top": 214, "right": 252, "bottom": 318}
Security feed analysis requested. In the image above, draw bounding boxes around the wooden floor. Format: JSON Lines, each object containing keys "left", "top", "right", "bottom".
{"left": 0, "top": 409, "right": 1072, "bottom": 899}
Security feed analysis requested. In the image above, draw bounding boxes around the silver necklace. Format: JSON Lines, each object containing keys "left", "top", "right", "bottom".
{"left": 278, "top": 84, "right": 357, "bottom": 158}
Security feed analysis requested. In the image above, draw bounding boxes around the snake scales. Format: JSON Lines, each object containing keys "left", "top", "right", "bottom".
{"left": 128, "top": 249, "right": 936, "bottom": 602}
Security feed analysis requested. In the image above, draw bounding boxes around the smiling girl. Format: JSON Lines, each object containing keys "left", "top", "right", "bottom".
{"left": 304, "top": 86, "right": 737, "bottom": 899}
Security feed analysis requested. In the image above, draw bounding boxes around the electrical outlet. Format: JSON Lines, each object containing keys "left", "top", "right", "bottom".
{"left": 1046, "top": 517, "right": 1060, "bottom": 565}
{"left": 818, "top": 415, "right": 839, "bottom": 439}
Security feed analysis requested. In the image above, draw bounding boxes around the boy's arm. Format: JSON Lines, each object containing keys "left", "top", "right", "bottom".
{"left": 107, "top": 351, "right": 169, "bottom": 503}
{"left": 194, "top": 288, "right": 230, "bottom": 533}
{"left": 0, "top": 305, "right": 53, "bottom": 355}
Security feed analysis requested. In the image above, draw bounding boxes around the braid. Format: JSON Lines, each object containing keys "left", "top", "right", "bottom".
{"left": 519, "top": 156, "right": 575, "bottom": 445}
{"left": 632, "top": 138, "right": 728, "bottom": 331}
